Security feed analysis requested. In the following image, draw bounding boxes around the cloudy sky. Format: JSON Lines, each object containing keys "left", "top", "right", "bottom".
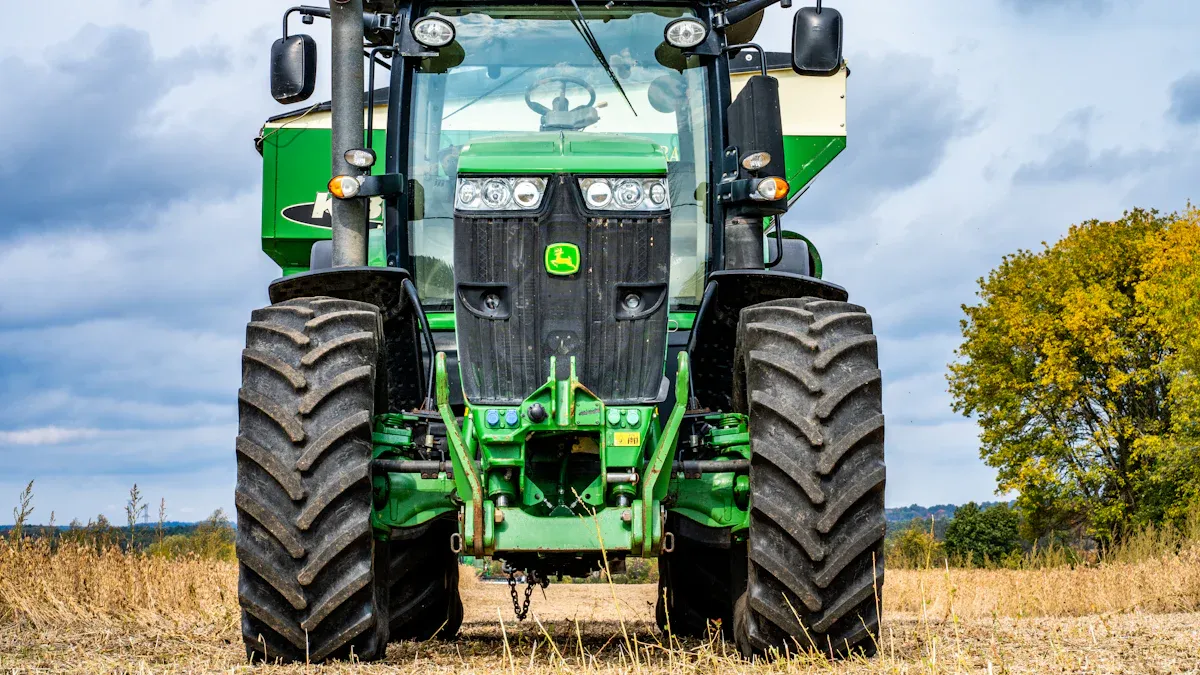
{"left": 1, "top": 0, "right": 1198, "bottom": 524}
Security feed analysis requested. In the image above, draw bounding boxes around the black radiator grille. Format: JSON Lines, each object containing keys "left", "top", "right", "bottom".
{"left": 453, "top": 177, "right": 670, "bottom": 405}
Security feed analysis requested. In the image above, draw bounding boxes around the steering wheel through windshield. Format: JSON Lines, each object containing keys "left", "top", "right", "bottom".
{"left": 525, "top": 76, "right": 601, "bottom": 131}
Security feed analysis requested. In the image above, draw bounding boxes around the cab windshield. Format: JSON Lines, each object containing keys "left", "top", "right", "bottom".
{"left": 408, "top": 3, "right": 711, "bottom": 311}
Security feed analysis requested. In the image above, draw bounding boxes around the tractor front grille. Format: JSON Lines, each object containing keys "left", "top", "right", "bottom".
{"left": 453, "top": 176, "right": 670, "bottom": 405}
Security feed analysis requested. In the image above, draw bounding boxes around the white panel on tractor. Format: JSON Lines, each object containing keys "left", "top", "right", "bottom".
{"left": 730, "top": 64, "right": 847, "bottom": 138}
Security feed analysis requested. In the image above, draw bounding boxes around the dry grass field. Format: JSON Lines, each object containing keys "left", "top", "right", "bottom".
{"left": 2, "top": 541, "right": 1200, "bottom": 674}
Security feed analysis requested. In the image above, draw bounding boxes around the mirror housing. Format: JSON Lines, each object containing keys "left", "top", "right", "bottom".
{"left": 270, "top": 34, "right": 317, "bottom": 104}
{"left": 792, "top": 6, "right": 843, "bottom": 75}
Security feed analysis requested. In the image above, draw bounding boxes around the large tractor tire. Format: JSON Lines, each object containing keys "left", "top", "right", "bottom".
{"left": 386, "top": 518, "right": 463, "bottom": 641}
{"left": 731, "top": 298, "right": 886, "bottom": 658}
{"left": 655, "top": 517, "right": 743, "bottom": 639}
{"left": 235, "top": 297, "right": 390, "bottom": 663}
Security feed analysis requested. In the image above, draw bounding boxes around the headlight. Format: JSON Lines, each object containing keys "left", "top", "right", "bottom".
{"left": 578, "top": 177, "right": 669, "bottom": 212}
{"left": 456, "top": 177, "right": 546, "bottom": 211}
{"left": 585, "top": 181, "right": 612, "bottom": 209}
{"left": 613, "top": 180, "right": 643, "bottom": 209}
{"left": 412, "top": 17, "right": 455, "bottom": 48}
{"left": 481, "top": 179, "right": 511, "bottom": 209}
{"left": 664, "top": 18, "right": 707, "bottom": 49}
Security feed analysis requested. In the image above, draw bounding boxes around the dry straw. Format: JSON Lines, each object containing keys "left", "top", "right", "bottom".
{"left": 2, "top": 530, "right": 1199, "bottom": 672}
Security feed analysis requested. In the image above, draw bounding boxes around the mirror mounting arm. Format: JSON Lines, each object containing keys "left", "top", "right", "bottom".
{"left": 723, "top": 42, "right": 768, "bottom": 77}
{"left": 716, "top": 0, "right": 784, "bottom": 30}
{"left": 282, "top": 6, "right": 331, "bottom": 39}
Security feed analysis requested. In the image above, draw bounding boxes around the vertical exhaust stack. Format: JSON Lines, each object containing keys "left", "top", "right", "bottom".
{"left": 329, "top": 0, "right": 368, "bottom": 267}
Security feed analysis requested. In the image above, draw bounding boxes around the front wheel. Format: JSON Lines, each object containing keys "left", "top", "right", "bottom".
{"left": 235, "top": 297, "right": 390, "bottom": 663}
{"left": 732, "top": 297, "right": 886, "bottom": 658}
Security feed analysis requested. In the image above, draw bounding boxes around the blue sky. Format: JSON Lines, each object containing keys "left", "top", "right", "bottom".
{"left": 1, "top": 1, "right": 1198, "bottom": 524}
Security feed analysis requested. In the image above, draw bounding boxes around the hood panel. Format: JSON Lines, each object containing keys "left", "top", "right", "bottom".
{"left": 456, "top": 132, "right": 668, "bottom": 175}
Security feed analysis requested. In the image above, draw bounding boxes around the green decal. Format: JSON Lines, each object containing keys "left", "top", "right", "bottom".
{"left": 574, "top": 403, "right": 602, "bottom": 426}
{"left": 545, "top": 243, "right": 581, "bottom": 276}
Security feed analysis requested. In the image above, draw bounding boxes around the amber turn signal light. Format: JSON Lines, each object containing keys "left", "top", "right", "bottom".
{"left": 751, "top": 177, "right": 789, "bottom": 201}
{"left": 328, "top": 175, "right": 362, "bottom": 199}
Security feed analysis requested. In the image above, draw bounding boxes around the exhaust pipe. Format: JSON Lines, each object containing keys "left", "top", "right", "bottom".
{"left": 329, "top": 0, "right": 368, "bottom": 267}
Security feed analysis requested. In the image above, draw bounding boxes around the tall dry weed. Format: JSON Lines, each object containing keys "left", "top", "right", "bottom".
{"left": 0, "top": 537, "right": 237, "bottom": 632}
{"left": 886, "top": 540, "right": 1200, "bottom": 619}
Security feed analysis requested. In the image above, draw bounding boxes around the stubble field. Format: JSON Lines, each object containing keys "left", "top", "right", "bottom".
{"left": 2, "top": 543, "right": 1199, "bottom": 674}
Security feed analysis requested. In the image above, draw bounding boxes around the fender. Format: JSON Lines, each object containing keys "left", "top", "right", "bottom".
{"left": 269, "top": 266, "right": 430, "bottom": 410}
{"left": 688, "top": 269, "right": 849, "bottom": 413}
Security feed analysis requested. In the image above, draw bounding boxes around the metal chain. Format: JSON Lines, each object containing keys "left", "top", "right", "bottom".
{"left": 506, "top": 568, "right": 524, "bottom": 620}
{"left": 520, "top": 580, "right": 536, "bottom": 620}
{"left": 505, "top": 567, "right": 549, "bottom": 621}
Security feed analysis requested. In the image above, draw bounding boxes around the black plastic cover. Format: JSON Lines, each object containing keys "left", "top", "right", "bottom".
{"left": 792, "top": 7, "right": 843, "bottom": 75}
{"left": 271, "top": 35, "right": 318, "bottom": 104}
{"left": 726, "top": 75, "right": 786, "bottom": 216}
{"left": 766, "top": 235, "right": 811, "bottom": 277}
{"left": 453, "top": 178, "right": 671, "bottom": 405}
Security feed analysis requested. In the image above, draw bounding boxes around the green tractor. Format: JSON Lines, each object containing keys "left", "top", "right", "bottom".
{"left": 238, "top": 0, "right": 884, "bottom": 663}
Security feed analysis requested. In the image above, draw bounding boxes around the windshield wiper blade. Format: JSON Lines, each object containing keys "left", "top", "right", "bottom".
{"left": 568, "top": 0, "right": 636, "bottom": 116}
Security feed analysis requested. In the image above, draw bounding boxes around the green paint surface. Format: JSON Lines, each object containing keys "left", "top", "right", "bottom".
{"left": 426, "top": 310, "right": 695, "bottom": 332}
{"left": 782, "top": 135, "right": 846, "bottom": 199}
{"left": 667, "top": 413, "right": 751, "bottom": 532}
{"left": 457, "top": 131, "right": 668, "bottom": 175}
{"left": 368, "top": 354, "right": 750, "bottom": 556}
{"left": 259, "top": 125, "right": 389, "bottom": 271}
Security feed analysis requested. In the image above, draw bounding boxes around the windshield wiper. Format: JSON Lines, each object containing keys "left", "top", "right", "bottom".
{"left": 568, "top": 0, "right": 636, "bottom": 116}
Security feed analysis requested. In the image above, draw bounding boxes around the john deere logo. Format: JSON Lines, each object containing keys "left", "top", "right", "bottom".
{"left": 545, "top": 243, "right": 581, "bottom": 276}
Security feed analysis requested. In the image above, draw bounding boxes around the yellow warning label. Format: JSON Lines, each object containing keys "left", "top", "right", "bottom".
{"left": 612, "top": 432, "right": 642, "bottom": 447}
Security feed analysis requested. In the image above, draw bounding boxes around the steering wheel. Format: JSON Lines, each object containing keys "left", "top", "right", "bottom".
{"left": 525, "top": 76, "right": 597, "bottom": 115}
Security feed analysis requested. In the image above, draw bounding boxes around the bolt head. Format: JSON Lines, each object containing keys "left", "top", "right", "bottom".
{"left": 621, "top": 510, "right": 632, "bottom": 523}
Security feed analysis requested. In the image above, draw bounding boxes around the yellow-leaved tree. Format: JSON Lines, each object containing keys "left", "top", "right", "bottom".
{"left": 949, "top": 208, "right": 1200, "bottom": 542}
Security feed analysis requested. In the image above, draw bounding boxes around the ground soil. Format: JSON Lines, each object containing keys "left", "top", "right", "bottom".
{"left": 4, "top": 581, "right": 1198, "bottom": 674}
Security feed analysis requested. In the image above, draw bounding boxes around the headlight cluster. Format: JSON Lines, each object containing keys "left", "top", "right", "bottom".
{"left": 578, "top": 177, "right": 669, "bottom": 212}
{"left": 456, "top": 177, "right": 547, "bottom": 211}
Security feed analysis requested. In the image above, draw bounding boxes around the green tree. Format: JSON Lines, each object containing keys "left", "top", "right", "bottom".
{"left": 886, "top": 519, "right": 945, "bottom": 568}
{"left": 949, "top": 208, "right": 1200, "bottom": 540}
{"left": 943, "top": 502, "right": 1021, "bottom": 566}
{"left": 1133, "top": 209, "right": 1200, "bottom": 525}
{"left": 147, "top": 509, "right": 235, "bottom": 561}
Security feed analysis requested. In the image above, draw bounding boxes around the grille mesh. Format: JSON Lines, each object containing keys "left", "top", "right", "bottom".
{"left": 453, "top": 180, "right": 670, "bottom": 405}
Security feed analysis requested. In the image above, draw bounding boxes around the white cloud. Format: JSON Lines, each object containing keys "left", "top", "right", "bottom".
{"left": 0, "top": 427, "right": 102, "bottom": 446}
{"left": 0, "top": 425, "right": 232, "bottom": 476}
{"left": 0, "top": 192, "right": 276, "bottom": 326}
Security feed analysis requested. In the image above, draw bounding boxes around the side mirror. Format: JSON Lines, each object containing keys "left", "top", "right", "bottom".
{"left": 792, "top": 6, "right": 843, "bottom": 75}
{"left": 270, "top": 34, "right": 317, "bottom": 104}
